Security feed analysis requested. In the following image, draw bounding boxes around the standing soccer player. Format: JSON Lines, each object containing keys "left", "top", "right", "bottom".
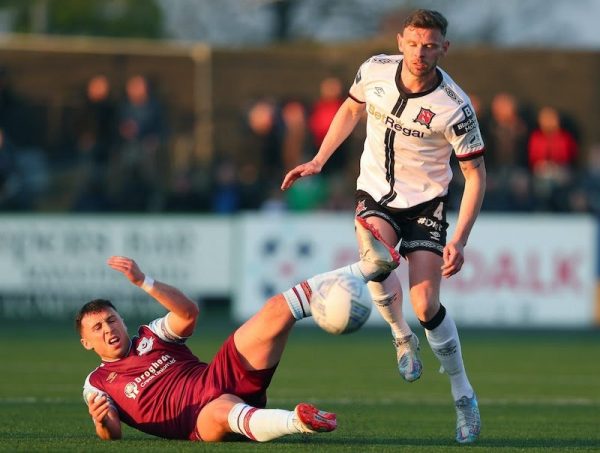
{"left": 282, "top": 9, "right": 485, "bottom": 444}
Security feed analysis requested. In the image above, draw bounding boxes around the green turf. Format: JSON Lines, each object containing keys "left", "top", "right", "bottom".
{"left": 1, "top": 318, "right": 599, "bottom": 452}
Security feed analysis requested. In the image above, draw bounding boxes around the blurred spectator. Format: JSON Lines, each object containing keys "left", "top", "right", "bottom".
{"left": 309, "top": 77, "right": 343, "bottom": 146}
{"left": 240, "top": 87, "right": 357, "bottom": 212}
{"left": 281, "top": 99, "right": 308, "bottom": 173}
{"left": 483, "top": 92, "right": 530, "bottom": 211}
{"left": 114, "top": 75, "right": 167, "bottom": 211}
{"left": 242, "top": 98, "right": 283, "bottom": 198}
{"left": 69, "top": 75, "right": 117, "bottom": 211}
{"left": 118, "top": 75, "right": 166, "bottom": 146}
{"left": 308, "top": 76, "right": 348, "bottom": 174}
{"left": 528, "top": 106, "right": 578, "bottom": 170}
{"left": 486, "top": 93, "right": 529, "bottom": 170}
{"left": 527, "top": 106, "right": 578, "bottom": 211}
{"left": 75, "top": 75, "right": 117, "bottom": 168}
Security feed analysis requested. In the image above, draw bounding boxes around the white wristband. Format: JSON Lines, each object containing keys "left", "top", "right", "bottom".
{"left": 141, "top": 276, "right": 155, "bottom": 292}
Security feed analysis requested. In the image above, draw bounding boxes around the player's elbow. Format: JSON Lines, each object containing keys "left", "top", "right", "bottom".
{"left": 102, "top": 433, "right": 122, "bottom": 441}
{"left": 470, "top": 165, "right": 486, "bottom": 185}
{"left": 107, "top": 427, "right": 122, "bottom": 440}
{"left": 179, "top": 302, "right": 201, "bottom": 333}
{"left": 96, "top": 416, "right": 122, "bottom": 440}
{"left": 173, "top": 294, "right": 200, "bottom": 321}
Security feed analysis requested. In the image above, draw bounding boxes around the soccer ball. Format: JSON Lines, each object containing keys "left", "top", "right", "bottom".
{"left": 311, "top": 274, "right": 372, "bottom": 335}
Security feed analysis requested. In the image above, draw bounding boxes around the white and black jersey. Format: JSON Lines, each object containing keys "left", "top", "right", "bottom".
{"left": 349, "top": 54, "right": 485, "bottom": 209}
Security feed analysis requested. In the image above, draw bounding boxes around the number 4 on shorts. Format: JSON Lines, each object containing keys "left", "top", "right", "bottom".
{"left": 433, "top": 202, "right": 444, "bottom": 220}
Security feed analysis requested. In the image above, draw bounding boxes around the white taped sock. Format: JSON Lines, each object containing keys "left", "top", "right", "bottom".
{"left": 228, "top": 403, "right": 297, "bottom": 442}
{"left": 282, "top": 263, "right": 369, "bottom": 320}
{"left": 367, "top": 272, "right": 412, "bottom": 338}
{"left": 317, "top": 263, "right": 369, "bottom": 282}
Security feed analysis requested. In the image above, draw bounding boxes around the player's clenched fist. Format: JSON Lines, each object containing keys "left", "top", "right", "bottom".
{"left": 87, "top": 392, "right": 110, "bottom": 426}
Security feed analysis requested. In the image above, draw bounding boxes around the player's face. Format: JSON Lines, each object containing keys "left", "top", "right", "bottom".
{"left": 80, "top": 308, "right": 130, "bottom": 361}
{"left": 398, "top": 26, "right": 449, "bottom": 78}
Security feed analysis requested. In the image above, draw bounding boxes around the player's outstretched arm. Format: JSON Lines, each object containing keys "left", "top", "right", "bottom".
{"left": 107, "top": 256, "right": 200, "bottom": 337}
{"left": 442, "top": 156, "right": 486, "bottom": 278}
{"left": 281, "top": 97, "right": 365, "bottom": 190}
{"left": 87, "top": 392, "right": 122, "bottom": 440}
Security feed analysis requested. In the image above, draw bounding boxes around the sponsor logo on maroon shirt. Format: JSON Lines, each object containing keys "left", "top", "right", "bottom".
{"left": 125, "top": 382, "right": 139, "bottom": 399}
{"left": 120, "top": 354, "right": 179, "bottom": 401}
{"left": 106, "top": 372, "right": 118, "bottom": 383}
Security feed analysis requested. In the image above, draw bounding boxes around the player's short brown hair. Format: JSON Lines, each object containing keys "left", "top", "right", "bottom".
{"left": 75, "top": 299, "right": 117, "bottom": 335}
{"left": 403, "top": 9, "right": 448, "bottom": 37}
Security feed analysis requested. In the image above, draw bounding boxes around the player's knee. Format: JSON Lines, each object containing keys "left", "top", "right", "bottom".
{"left": 410, "top": 289, "right": 439, "bottom": 321}
{"left": 197, "top": 394, "right": 242, "bottom": 442}
{"left": 263, "top": 294, "right": 294, "bottom": 321}
{"left": 413, "top": 299, "right": 440, "bottom": 323}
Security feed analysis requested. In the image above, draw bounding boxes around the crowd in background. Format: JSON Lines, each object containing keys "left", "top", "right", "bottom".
{"left": 1, "top": 70, "right": 599, "bottom": 216}
{"left": 456, "top": 92, "right": 599, "bottom": 215}
{"left": 0, "top": 70, "right": 168, "bottom": 212}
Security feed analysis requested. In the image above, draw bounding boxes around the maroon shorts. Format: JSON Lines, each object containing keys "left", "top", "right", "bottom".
{"left": 189, "top": 331, "right": 278, "bottom": 440}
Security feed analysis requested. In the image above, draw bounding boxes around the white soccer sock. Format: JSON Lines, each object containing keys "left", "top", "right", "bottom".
{"left": 424, "top": 309, "right": 473, "bottom": 400}
{"left": 282, "top": 279, "right": 313, "bottom": 320}
{"left": 282, "top": 263, "right": 366, "bottom": 320}
{"left": 227, "top": 403, "right": 298, "bottom": 442}
{"left": 324, "top": 263, "right": 370, "bottom": 282}
{"left": 367, "top": 272, "right": 412, "bottom": 339}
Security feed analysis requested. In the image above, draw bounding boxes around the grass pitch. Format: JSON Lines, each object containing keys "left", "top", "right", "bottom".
{"left": 1, "top": 318, "right": 599, "bottom": 452}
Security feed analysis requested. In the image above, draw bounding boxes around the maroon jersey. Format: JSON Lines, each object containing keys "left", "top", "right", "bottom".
{"left": 83, "top": 317, "right": 208, "bottom": 439}
{"left": 83, "top": 316, "right": 277, "bottom": 440}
